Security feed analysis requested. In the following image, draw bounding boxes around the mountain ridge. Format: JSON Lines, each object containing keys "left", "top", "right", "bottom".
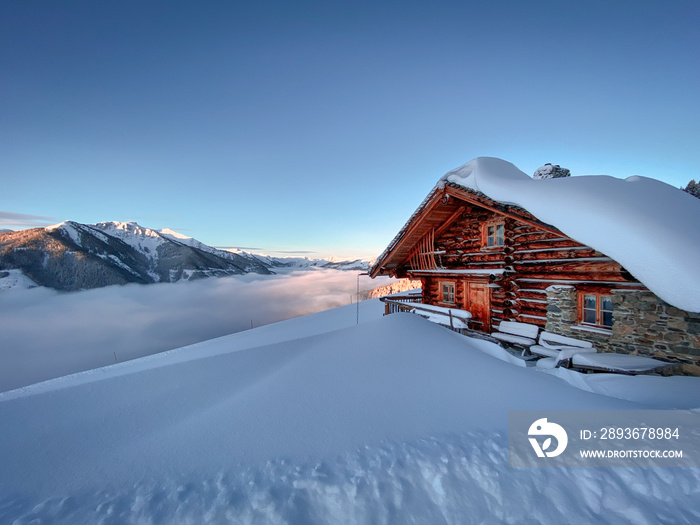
{"left": 0, "top": 221, "right": 370, "bottom": 291}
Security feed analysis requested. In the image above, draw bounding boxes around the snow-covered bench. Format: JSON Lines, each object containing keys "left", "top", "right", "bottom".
{"left": 571, "top": 353, "right": 675, "bottom": 375}
{"left": 529, "top": 332, "right": 596, "bottom": 358}
{"left": 530, "top": 332, "right": 596, "bottom": 369}
{"left": 491, "top": 321, "right": 540, "bottom": 348}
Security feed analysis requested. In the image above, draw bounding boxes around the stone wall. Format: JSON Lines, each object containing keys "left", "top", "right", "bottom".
{"left": 609, "top": 291, "right": 700, "bottom": 373}
{"left": 544, "top": 285, "right": 700, "bottom": 375}
{"left": 544, "top": 285, "right": 615, "bottom": 348}
{"left": 544, "top": 285, "right": 577, "bottom": 333}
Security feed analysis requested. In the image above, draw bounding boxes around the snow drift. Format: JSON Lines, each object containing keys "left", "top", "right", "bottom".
{"left": 2, "top": 310, "right": 700, "bottom": 523}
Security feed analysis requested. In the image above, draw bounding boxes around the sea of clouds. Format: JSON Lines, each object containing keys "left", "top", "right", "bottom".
{"left": 0, "top": 270, "right": 393, "bottom": 393}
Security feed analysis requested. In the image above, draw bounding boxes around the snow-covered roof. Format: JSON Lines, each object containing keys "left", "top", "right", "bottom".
{"left": 376, "top": 157, "right": 700, "bottom": 313}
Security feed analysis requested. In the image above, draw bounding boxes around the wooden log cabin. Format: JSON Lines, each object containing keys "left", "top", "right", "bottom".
{"left": 370, "top": 158, "right": 700, "bottom": 373}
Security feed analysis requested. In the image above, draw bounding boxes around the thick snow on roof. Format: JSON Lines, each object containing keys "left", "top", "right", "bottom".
{"left": 440, "top": 157, "right": 700, "bottom": 313}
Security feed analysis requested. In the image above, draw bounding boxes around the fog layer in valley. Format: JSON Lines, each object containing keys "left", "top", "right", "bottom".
{"left": 0, "top": 270, "right": 393, "bottom": 392}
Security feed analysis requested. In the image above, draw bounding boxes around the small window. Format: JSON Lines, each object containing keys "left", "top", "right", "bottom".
{"left": 601, "top": 296, "right": 614, "bottom": 326}
{"left": 580, "top": 293, "right": 613, "bottom": 327}
{"left": 582, "top": 295, "right": 597, "bottom": 324}
{"left": 440, "top": 281, "right": 455, "bottom": 304}
{"left": 483, "top": 220, "right": 505, "bottom": 248}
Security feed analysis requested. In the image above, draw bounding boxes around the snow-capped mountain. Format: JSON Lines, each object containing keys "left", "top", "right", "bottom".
{"left": 0, "top": 221, "right": 371, "bottom": 291}
{"left": 0, "top": 221, "right": 272, "bottom": 291}
{"left": 233, "top": 250, "right": 371, "bottom": 272}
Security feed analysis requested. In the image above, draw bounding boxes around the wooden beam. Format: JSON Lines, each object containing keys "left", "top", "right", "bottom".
{"left": 433, "top": 206, "right": 466, "bottom": 240}
{"left": 370, "top": 188, "right": 446, "bottom": 277}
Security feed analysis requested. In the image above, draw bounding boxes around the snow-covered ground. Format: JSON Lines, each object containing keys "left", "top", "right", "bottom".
{"left": 1, "top": 302, "right": 700, "bottom": 524}
{"left": 0, "top": 268, "right": 37, "bottom": 291}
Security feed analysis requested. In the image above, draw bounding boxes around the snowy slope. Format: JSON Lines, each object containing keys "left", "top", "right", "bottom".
{"left": 0, "top": 268, "right": 37, "bottom": 291}
{"left": 439, "top": 157, "right": 700, "bottom": 312}
{"left": 93, "top": 222, "right": 371, "bottom": 272}
{"left": 2, "top": 309, "right": 700, "bottom": 523}
{"left": 157, "top": 227, "right": 274, "bottom": 271}
{"left": 86, "top": 221, "right": 274, "bottom": 276}
{"left": 85, "top": 221, "right": 168, "bottom": 281}
{"left": 158, "top": 229, "right": 371, "bottom": 271}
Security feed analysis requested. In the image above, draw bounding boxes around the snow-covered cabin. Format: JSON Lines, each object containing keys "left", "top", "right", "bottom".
{"left": 370, "top": 157, "right": 700, "bottom": 372}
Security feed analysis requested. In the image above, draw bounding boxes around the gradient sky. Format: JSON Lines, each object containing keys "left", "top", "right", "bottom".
{"left": 2, "top": 0, "right": 698, "bottom": 258}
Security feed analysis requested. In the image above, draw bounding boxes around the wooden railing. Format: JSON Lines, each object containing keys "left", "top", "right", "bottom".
{"left": 380, "top": 296, "right": 499, "bottom": 341}
{"left": 380, "top": 294, "right": 423, "bottom": 315}
{"left": 380, "top": 297, "right": 471, "bottom": 333}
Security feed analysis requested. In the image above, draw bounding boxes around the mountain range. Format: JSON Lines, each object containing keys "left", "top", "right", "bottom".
{"left": 0, "top": 221, "right": 370, "bottom": 292}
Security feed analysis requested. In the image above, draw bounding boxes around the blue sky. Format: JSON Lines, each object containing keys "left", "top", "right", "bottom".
{"left": 2, "top": 0, "right": 698, "bottom": 258}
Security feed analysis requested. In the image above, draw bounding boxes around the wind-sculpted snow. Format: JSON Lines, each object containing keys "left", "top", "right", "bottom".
{"left": 1, "top": 314, "right": 699, "bottom": 523}
{"left": 4, "top": 433, "right": 700, "bottom": 525}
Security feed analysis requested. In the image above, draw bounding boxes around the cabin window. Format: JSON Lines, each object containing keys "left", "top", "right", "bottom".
{"left": 482, "top": 220, "right": 505, "bottom": 248}
{"left": 579, "top": 293, "right": 614, "bottom": 327}
{"left": 440, "top": 281, "right": 455, "bottom": 304}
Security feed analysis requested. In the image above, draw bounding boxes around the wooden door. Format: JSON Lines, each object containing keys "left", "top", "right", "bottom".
{"left": 463, "top": 281, "right": 491, "bottom": 332}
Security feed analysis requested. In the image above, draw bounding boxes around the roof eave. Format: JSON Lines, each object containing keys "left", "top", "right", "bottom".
{"left": 369, "top": 186, "right": 444, "bottom": 278}
{"left": 370, "top": 182, "right": 563, "bottom": 279}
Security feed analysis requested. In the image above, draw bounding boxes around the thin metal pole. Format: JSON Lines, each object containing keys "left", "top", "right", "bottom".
{"left": 356, "top": 273, "right": 360, "bottom": 324}
{"left": 357, "top": 272, "right": 369, "bottom": 324}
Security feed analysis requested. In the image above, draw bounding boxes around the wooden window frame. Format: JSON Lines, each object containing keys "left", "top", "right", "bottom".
{"left": 578, "top": 292, "right": 614, "bottom": 328}
{"left": 439, "top": 280, "right": 456, "bottom": 305}
{"left": 481, "top": 219, "right": 505, "bottom": 249}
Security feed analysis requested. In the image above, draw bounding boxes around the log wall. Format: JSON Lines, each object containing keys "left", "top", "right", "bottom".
{"left": 418, "top": 205, "right": 644, "bottom": 332}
